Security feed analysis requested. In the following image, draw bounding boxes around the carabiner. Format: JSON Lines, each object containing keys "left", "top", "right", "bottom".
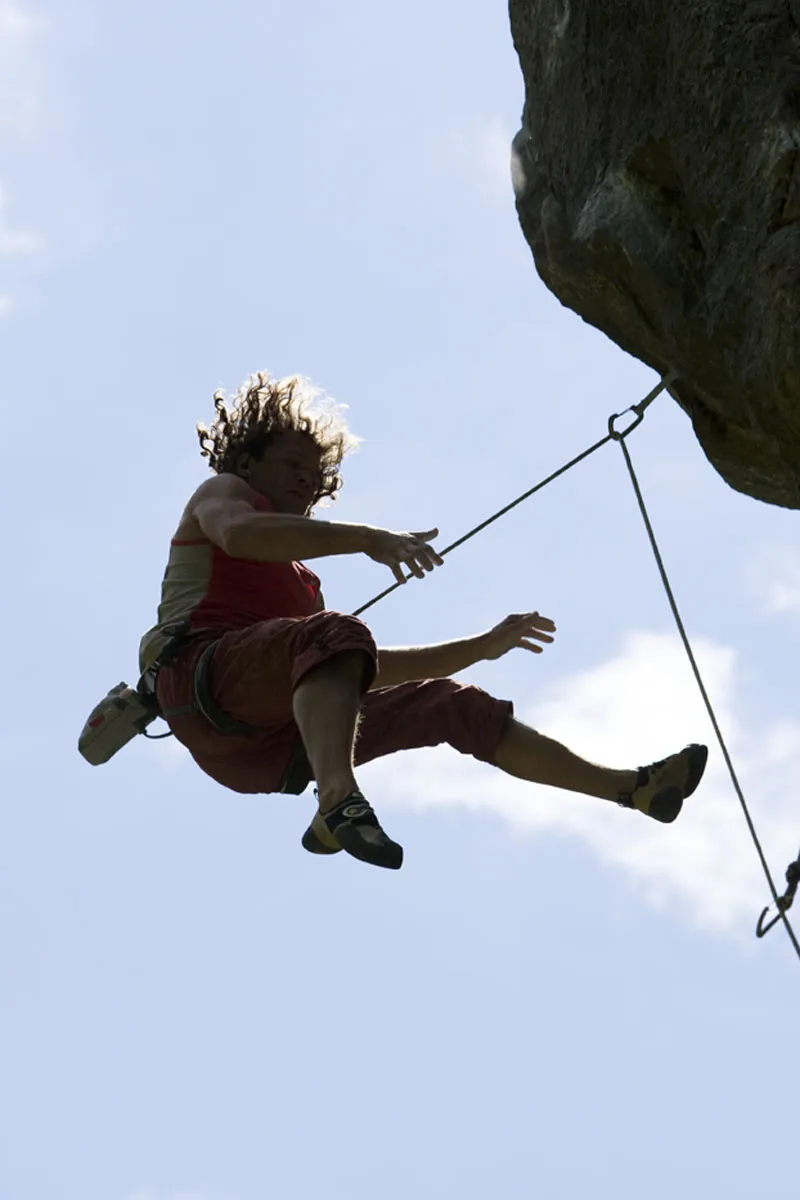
{"left": 755, "top": 852, "right": 800, "bottom": 938}
{"left": 608, "top": 373, "right": 676, "bottom": 440}
{"left": 756, "top": 902, "right": 786, "bottom": 938}
{"left": 608, "top": 406, "right": 645, "bottom": 440}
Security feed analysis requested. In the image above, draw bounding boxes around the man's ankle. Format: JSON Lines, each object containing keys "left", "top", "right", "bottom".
{"left": 316, "top": 781, "right": 360, "bottom": 813}
{"left": 613, "top": 769, "right": 640, "bottom": 805}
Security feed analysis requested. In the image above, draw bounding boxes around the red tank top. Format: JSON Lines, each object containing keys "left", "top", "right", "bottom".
{"left": 139, "top": 491, "right": 321, "bottom": 670}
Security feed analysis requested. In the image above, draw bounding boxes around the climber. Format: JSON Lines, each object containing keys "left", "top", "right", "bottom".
{"left": 140, "top": 370, "right": 708, "bottom": 871}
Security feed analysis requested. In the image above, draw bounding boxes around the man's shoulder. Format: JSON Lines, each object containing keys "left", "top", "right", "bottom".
{"left": 173, "top": 474, "right": 260, "bottom": 543}
{"left": 183, "top": 473, "right": 265, "bottom": 518}
{"left": 190, "top": 472, "right": 258, "bottom": 503}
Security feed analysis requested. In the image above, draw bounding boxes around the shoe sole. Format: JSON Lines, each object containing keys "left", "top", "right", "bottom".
{"left": 648, "top": 785, "right": 683, "bottom": 823}
{"left": 649, "top": 744, "right": 709, "bottom": 823}
{"left": 334, "top": 823, "right": 403, "bottom": 870}
{"left": 683, "top": 743, "right": 708, "bottom": 797}
{"left": 301, "top": 825, "right": 341, "bottom": 855}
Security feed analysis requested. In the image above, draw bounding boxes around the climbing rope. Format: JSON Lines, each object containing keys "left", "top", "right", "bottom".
{"left": 353, "top": 375, "right": 669, "bottom": 619}
{"left": 612, "top": 415, "right": 800, "bottom": 962}
{"left": 354, "top": 373, "right": 800, "bottom": 964}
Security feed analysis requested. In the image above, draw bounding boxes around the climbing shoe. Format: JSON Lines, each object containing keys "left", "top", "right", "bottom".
{"left": 301, "top": 810, "right": 342, "bottom": 856}
{"left": 618, "top": 743, "right": 708, "bottom": 823}
{"left": 302, "top": 790, "right": 403, "bottom": 870}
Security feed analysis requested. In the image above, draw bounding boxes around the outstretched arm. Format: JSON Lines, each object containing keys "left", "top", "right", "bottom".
{"left": 189, "top": 473, "right": 443, "bottom": 580}
{"left": 371, "top": 612, "right": 556, "bottom": 689}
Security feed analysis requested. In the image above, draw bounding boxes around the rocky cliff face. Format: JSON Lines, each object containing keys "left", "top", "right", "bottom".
{"left": 509, "top": 1, "right": 800, "bottom": 507}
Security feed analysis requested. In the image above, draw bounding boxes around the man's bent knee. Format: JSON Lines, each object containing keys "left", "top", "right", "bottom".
{"left": 355, "top": 678, "right": 513, "bottom": 765}
{"left": 290, "top": 610, "right": 378, "bottom": 694}
{"left": 437, "top": 681, "right": 513, "bottom": 762}
{"left": 294, "top": 646, "right": 375, "bottom": 695}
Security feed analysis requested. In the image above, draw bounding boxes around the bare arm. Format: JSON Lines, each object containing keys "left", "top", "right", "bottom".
{"left": 370, "top": 613, "right": 557, "bottom": 690}
{"left": 372, "top": 636, "right": 489, "bottom": 689}
{"left": 187, "top": 473, "right": 443, "bottom": 583}
{"left": 190, "top": 475, "right": 373, "bottom": 561}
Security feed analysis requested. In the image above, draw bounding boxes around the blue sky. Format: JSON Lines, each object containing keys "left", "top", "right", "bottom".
{"left": 2, "top": 3, "right": 799, "bottom": 1198}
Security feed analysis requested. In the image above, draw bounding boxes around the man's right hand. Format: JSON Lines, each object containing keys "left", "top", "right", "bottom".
{"left": 364, "top": 527, "right": 444, "bottom": 584}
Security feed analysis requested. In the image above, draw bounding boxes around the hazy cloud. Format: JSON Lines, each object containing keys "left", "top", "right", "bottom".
{"left": 0, "top": 3, "right": 48, "bottom": 311}
{"left": 751, "top": 546, "right": 800, "bottom": 615}
{"left": 446, "top": 115, "right": 515, "bottom": 205}
{"left": 0, "top": 0, "right": 48, "bottom": 141}
{"left": 0, "top": 185, "right": 43, "bottom": 256}
{"left": 362, "top": 630, "right": 797, "bottom": 936}
{"left": 0, "top": 182, "right": 44, "bottom": 314}
{"left": 148, "top": 624, "right": 797, "bottom": 938}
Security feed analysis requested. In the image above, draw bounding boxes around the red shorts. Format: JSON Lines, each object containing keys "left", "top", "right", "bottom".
{"left": 156, "top": 610, "right": 513, "bottom": 795}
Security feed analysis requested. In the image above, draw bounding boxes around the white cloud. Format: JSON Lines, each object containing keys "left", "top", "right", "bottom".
{"left": 361, "top": 630, "right": 799, "bottom": 937}
{"left": 0, "top": 3, "right": 48, "bottom": 311}
{"left": 144, "top": 626, "right": 797, "bottom": 940}
{"left": 446, "top": 115, "right": 515, "bottom": 205}
{"left": 751, "top": 546, "right": 800, "bottom": 615}
{"left": 0, "top": 0, "right": 43, "bottom": 36}
{"left": 0, "top": 185, "right": 43, "bottom": 256}
{"left": 0, "top": 0, "right": 48, "bottom": 141}
{"left": 0, "top": 183, "right": 43, "bottom": 314}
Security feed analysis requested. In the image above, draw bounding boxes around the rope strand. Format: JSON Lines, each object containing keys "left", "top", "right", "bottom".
{"left": 615, "top": 435, "right": 800, "bottom": 962}
{"left": 353, "top": 431, "right": 614, "bottom": 616}
{"left": 354, "top": 377, "right": 674, "bottom": 617}
{"left": 354, "top": 372, "right": 800, "bottom": 963}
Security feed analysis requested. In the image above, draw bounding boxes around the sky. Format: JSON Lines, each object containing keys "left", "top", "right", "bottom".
{"left": 2, "top": 2, "right": 799, "bottom": 1198}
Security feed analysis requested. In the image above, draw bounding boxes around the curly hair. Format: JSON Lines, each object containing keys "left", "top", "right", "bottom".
{"left": 197, "top": 371, "right": 359, "bottom": 505}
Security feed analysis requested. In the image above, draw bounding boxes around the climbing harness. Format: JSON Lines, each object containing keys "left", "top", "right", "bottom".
{"left": 79, "top": 370, "right": 800, "bottom": 961}
{"left": 148, "top": 626, "right": 312, "bottom": 793}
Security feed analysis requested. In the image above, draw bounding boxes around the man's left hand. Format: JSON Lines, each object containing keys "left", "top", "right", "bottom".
{"left": 481, "top": 612, "right": 556, "bottom": 660}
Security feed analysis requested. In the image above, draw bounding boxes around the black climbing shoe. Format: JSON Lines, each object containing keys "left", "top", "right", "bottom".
{"left": 308, "top": 790, "right": 403, "bottom": 870}
{"left": 301, "top": 810, "right": 342, "bottom": 856}
{"left": 618, "top": 743, "right": 708, "bottom": 823}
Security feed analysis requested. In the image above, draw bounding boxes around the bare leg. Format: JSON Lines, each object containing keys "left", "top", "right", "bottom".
{"left": 294, "top": 651, "right": 404, "bottom": 868}
{"left": 492, "top": 717, "right": 707, "bottom": 823}
{"left": 493, "top": 717, "right": 637, "bottom": 801}
{"left": 292, "top": 650, "right": 368, "bottom": 813}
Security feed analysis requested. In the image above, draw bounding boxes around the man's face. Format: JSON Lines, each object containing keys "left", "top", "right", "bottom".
{"left": 245, "top": 431, "right": 323, "bottom": 515}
